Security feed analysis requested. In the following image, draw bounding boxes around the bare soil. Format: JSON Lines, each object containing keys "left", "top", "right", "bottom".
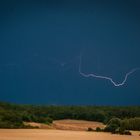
{"left": 0, "top": 129, "right": 139, "bottom": 140}
{"left": 53, "top": 119, "right": 106, "bottom": 131}
{"left": 25, "top": 119, "right": 106, "bottom": 131}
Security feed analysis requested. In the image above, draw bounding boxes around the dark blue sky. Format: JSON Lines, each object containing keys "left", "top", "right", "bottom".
{"left": 0, "top": 0, "right": 140, "bottom": 105}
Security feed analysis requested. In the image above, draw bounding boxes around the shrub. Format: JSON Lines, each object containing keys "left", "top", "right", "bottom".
{"left": 104, "top": 118, "right": 122, "bottom": 133}
{"left": 108, "top": 118, "right": 121, "bottom": 127}
{"left": 118, "top": 127, "right": 125, "bottom": 135}
{"left": 104, "top": 124, "right": 118, "bottom": 133}
{"left": 121, "top": 118, "right": 140, "bottom": 131}
{"left": 46, "top": 117, "right": 53, "bottom": 124}
{"left": 123, "top": 130, "right": 132, "bottom": 135}
{"left": 96, "top": 127, "right": 102, "bottom": 132}
{"left": 87, "top": 127, "right": 94, "bottom": 131}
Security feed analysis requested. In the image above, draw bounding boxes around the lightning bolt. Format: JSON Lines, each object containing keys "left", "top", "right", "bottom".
{"left": 79, "top": 54, "right": 140, "bottom": 87}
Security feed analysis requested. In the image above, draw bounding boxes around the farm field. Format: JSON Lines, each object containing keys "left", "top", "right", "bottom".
{"left": 0, "top": 129, "right": 139, "bottom": 140}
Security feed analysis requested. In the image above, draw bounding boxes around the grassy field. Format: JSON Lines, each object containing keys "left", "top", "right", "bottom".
{"left": 0, "top": 129, "right": 140, "bottom": 140}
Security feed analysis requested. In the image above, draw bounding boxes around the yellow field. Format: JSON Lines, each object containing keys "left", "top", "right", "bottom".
{"left": 53, "top": 119, "right": 106, "bottom": 130}
{"left": 25, "top": 119, "right": 106, "bottom": 130}
{"left": 0, "top": 129, "right": 140, "bottom": 140}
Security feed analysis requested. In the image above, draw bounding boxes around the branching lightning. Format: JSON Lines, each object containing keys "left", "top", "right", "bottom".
{"left": 79, "top": 54, "right": 140, "bottom": 87}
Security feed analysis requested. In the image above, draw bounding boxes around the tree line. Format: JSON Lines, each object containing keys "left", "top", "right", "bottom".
{"left": 0, "top": 101, "right": 140, "bottom": 130}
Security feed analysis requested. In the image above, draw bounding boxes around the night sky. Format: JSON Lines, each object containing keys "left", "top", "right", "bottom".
{"left": 0, "top": 0, "right": 140, "bottom": 105}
